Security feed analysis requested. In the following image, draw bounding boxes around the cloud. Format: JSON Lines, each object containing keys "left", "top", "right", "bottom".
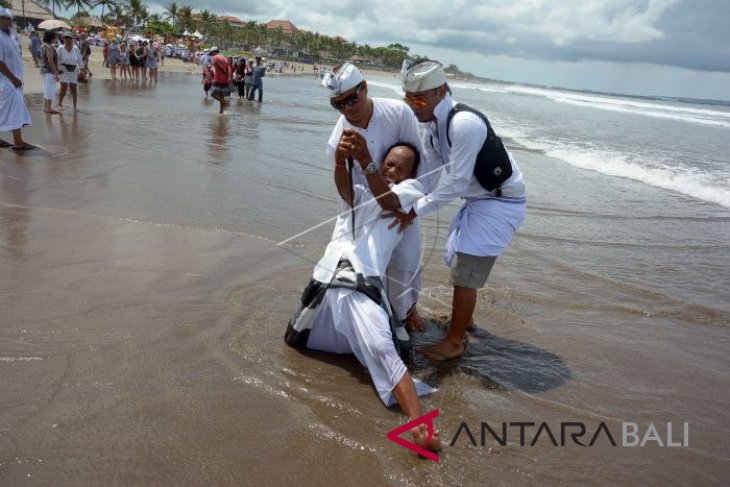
{"left": 150, "top": 0, "right": 730, "bottom": 73}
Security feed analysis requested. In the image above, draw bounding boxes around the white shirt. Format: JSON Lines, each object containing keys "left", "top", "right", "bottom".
{"left": 56, "top": 44, "right": 84, "bottom": 71}
{"left": 327, "top": 97, "right": 440, "bottom": 194}
{"left": 199, "top": 53, "right": 211, "bottom": 66}
{"left": 413, "top": 94, "right": 526, "bottom": 216}
{"left": 313, "top": 179, "right": 425, "bottom": 283}
{"left": 0, "top": 28, "right": 23, "bottom": 87}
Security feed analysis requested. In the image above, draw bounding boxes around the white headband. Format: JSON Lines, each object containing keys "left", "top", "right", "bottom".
{"left": 321, "top": 62, "right": 364, "bottom": 98}
{"left": 402, "top": 60, "right": 447, "bottom": 93}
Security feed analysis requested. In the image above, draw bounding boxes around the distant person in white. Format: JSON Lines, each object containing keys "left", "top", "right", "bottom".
{"left": 0, "top": 8, "right": 33, "bottom": 151}
{"left": 386, "top": 60, "right": 527, "bottom": 361}
{"left": 56, "top": 32, "right": 84, "bottom": 114}
{"left": 285, "top": 143, "right": 441, "bottom": 453}
{"left": 322, "top": 62, "right": 440, "bottom": 332}
{"left": 198, "top": 48, "right": 211, "bottom": 67}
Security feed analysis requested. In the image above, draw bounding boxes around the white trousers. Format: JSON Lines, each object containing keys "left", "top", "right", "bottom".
{"left": 42, "top": 73, "right": 57, "bottom": 100}
{"left": 388, "top": 220, "right": 422, "bottom": 320}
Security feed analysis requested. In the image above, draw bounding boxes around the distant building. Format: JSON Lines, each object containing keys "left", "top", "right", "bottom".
{"left": 218, "top": 15, "right": 246, "bottom": 29}
{"left": 265, "top": 20, "right": 300, "bottom": 35}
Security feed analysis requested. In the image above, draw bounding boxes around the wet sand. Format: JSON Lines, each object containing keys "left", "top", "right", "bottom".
{"left": 1, "top": 72, "right": 729, "bottom": 486}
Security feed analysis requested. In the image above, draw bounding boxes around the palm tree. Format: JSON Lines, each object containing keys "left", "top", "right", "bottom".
{"left": 108, "top": 2, "right": 125, "bottom": 23}
{"left": 37, "top": 0, "right": 68, "bottom": 19}
{"left": 164, "top": 1, "right": 178, "bottom": 27}
{"left": 177, "top": 5, "right": 193, "bottom": 31}
{"left": 67, "top": 0, "right": 93, "bottom": 19}
{"left": 126, "top": 0, "right": 146, "bottom": 26}
{"left": 198, "top": 9, "right": 216, "bottom": 35}
{"left": 94, "top": 0, "right": 117, "bottom": 23}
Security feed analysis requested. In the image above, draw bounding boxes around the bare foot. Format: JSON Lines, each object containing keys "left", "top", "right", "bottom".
{"left": 432, "top": 312, "right": 475, "bottom": 331}
{"left": 418, "top": 340, "right": 464, "bottom": 362}
{"left": 405, "top": 306, "right": 425, "bottom": 332}
{"left": 11, "top": 144, "right": 36, "bottom": 152}
{"left": 411, "top": 424, "right": 441, "bottom": 452}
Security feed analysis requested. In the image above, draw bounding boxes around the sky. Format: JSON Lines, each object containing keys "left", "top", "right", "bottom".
{"left": 132, "top": 0, "right": 730, "bottom": 100}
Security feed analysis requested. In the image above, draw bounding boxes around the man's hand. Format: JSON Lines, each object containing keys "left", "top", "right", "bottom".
{"left": 382, "top": 208, "right": 417, "bottom": 233}
{"left": 339, "top": 128, "right": 372, "bottom": 168}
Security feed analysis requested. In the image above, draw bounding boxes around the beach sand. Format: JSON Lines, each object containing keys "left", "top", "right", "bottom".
{"left": 1, "top": 53, "right": 728, "bottom": 486}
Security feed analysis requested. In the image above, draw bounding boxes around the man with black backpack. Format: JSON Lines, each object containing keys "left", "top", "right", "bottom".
{"left": 384, "top": 60, "right": 527, "bottom": 362}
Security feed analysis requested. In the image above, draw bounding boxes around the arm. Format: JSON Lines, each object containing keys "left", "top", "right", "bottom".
{"left": 334, "top": 160, "right": 353, "bottom": 207}
{"left": 76, "top": 47, "right": 84, "bottom": 70}
{"left": 340, "top": 130, "right": 401, "bottom": 210}
{"left": 327, "top": 124, "right": 354, "bottom": 205}
{"left": 0, "top": 61, "right": 22, "bottom": 87}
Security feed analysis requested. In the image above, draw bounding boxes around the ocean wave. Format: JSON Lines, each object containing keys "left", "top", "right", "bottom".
{"left": 543, "top": 145, "right": 730, "bottom": 208}
{"left": 550, "top": 98, "right": 730, "bottom": 128}
{"left": 502, "top": 85, "right": 730, "bottom": 128}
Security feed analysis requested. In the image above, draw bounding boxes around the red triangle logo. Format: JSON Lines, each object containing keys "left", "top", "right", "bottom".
{"left": 386, "top": 409, "right": 439, "bottom": 462}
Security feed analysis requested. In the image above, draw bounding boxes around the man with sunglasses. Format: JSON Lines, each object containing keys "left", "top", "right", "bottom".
{"left": 322, "top": 63, "right": 440, "bottom": 333}
{"left": 384, "top": 60, "right": 526, "bottom": 362}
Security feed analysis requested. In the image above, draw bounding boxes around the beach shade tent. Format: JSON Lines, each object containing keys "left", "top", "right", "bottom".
{"left": 182, "top": 29, "right": 191, "bottom": 37}
{"left": 192, "top": 30, "right": 203, "bottom": 39}
{"left": 38, "top": 19, "right": 71, "bottom": 30}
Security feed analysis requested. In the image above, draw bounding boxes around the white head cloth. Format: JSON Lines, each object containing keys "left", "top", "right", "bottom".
{"left": 0, "top": 7, "right": 13, "bottom": 18}
{"left": 401, "top": 60, "right": 447, "bottom": 93}
{"left": 321, "top": 62, "right": 364, "bottom": 98}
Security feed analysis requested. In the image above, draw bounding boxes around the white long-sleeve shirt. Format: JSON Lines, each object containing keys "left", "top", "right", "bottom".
{"left": 56, "top": 44, "right": 84, "bottom": 72}
{"left": 327, "top": 97, "right": 441, "bottom": 194}
{"left": 413, "top": 94, "right": 525, "bottom": 217}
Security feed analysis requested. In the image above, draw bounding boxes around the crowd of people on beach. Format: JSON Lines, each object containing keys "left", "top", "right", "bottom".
{"left": 2, "top": 7, "right": 529, "bottom": 457}
{"left": 197, "top": 47, "right": 267, "bottom": 113}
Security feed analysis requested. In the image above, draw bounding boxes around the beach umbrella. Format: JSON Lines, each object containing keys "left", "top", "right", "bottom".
{"left": 38, "top": 19, "right": 71, "bottom": 30}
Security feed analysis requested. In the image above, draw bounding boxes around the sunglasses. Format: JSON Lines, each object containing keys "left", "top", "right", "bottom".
{"left": 403, "top": 93, "right": 431, "bottom": 108}
{"left": 330, "top": 83, "right": 363, "bottom": 110}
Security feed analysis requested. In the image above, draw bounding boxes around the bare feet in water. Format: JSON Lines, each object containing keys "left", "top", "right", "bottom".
{"left": 411, "top": 423, "right": 441, "bottom": 453}
{"left": 418, "top": 340, "right": 464, "bottom": 362}
{"left": 405, "top": 306, "right": 425, "bottom": 331}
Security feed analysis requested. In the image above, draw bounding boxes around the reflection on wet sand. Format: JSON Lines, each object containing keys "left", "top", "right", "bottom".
{"left": 0, "top": 160, "right": 30, "bottom": 254}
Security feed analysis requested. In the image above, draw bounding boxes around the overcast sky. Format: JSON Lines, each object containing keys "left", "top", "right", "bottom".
{"left": 145, "top": 0, "right": 730, "bottom": 100}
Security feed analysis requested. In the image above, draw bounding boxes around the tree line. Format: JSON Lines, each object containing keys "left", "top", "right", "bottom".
{"left": 5, "top": 0, "right": 470, "bottom": 72}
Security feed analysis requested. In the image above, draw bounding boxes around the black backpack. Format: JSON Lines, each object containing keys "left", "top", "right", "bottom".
{"left": 432, "top": 103, "right": 513, "bottom": 195}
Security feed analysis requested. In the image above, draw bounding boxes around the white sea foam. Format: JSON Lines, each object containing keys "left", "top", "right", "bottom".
{"left": 520, "top": 138, "right": 730, "bottom": 208}
{"left": 502, "top": 85, "right": 730, "bottom": 128}
{"left": 365, "top": 78, "right": 730, "bottom": 207}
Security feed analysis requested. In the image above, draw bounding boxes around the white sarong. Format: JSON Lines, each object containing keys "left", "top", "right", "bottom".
{"left": 0, "top": 82, "right": 31, "bottom": 132}
{"left": 306, "top": 288, "right": 436, "bottom": 406}
{"left": 445, "top": 196, "right": 527, "bottom": 266}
